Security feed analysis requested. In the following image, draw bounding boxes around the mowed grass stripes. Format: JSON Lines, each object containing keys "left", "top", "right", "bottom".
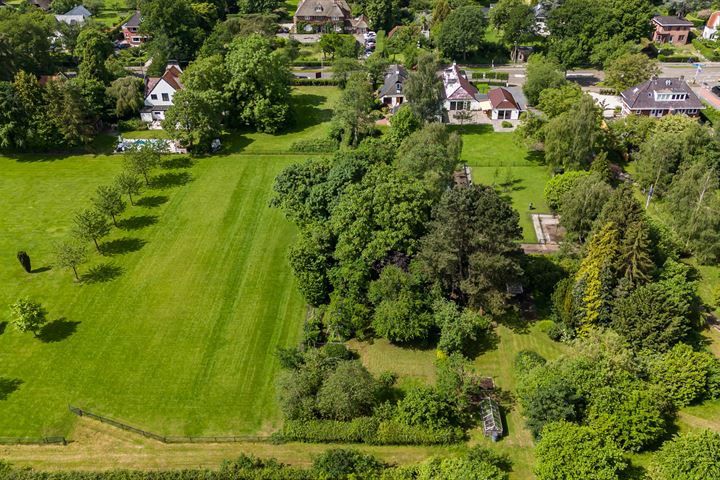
{"left": 0, "top": 153, "right": 305, "bottom": 437}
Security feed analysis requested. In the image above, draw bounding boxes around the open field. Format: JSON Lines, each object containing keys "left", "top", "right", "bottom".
{"left": 0, "top": 87, "right": 339, "bottom": 439}
{"left": 456, "top": 125, "right": 550, "bottom": 242}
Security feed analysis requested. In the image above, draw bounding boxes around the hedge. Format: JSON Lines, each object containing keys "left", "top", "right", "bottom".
{"left": 289, "top": 138, "right": 339, "bottom": 153}
{"left": 292, "top": 61, "right": 324, "bottom": 67}
{"left": 276, "top": 418, "right": 465, "bottom": 445}
{"left": 692, "top": 38, "right": 720, "bottom": 61}
{"left": 291, "top": 78, "right": 339, "bottom": 86}
{"left": 471, "top": 71, "right": 510, "bottom": 81}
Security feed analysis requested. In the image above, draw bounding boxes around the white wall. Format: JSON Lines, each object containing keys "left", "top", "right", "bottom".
{"left": 491, "top": 109, "right": 520, "bottom": 120}
{"left": 145, "top": 79, "right": 177, "bottom": 107}
{"left": 55, "top": 14, "right": 87, "bottom": 24}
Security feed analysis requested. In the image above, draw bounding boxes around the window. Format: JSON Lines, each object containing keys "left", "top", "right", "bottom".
{"left": 450, "top": 101, "right": 467, "bottom": 111}
{"left": 132, "top": 37, "right": 140, "bottom": 43}
{"left": 150, "top": 94, "right": 157, "bottom": 100}
{"left": 395, "top": 83, "right": 402, "bottom": 93}
{"left": 687, "top": 109, "right": 697, "bottom": 114}
{"left": 497, "top": 110, "right": 511, "bottom": 120}
{"left": 650, "top": 109, "right": 664, "bottom": 117}
{"left": 162, "top": 93, "right": 170, "bottom": 102}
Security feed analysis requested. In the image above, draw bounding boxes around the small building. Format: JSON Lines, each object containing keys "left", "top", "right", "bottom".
{"left": 652, "top": 16, "right": 693, "bottom": 44}
{"left": 55, "top": 5, "right": 93, "bottom": 25}
{"left": 480, "top": 398, "right": 504, "bottom": 442}
{"left": 702, "top": 11, "right": 720, "bottom": 40}
{"left": 441, "top": 63, "right": 482, "bottom": 113}
{"left": 378, "top": 64, "right": 408, "bottom": 109}
{"left": 140, "top": 63, "right": 184, "bottom": 124}
{"left": 488, "top": 87, "right": 523, "bottom": 120}
{"left": 122, "top": 11, "right": 148, "bottom": 46}
{"left": 293, "top": 0, "right": 352, "bottom": 33}
{"left": 621, "top": 77, "right": 705, "bottom": 118}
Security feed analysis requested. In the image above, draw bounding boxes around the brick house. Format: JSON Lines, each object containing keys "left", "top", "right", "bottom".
{"left": 122, "top": 11, "right": 148, "bottom": 46}
{"left": 293, "top": 0, "right": 352, "bottom": 33}
{"left": 621, "top": 77, "right": 705, "bottom": 118}
{"left": 652, "top": 16, "right": 693, "bottom": 44}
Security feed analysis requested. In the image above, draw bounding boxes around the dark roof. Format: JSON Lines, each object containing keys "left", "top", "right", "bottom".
{"left": 124, "top": 11, "right": 142, "bottom": 28}
{"left": 621, "top": 77, "right": 704, "bottom": 111}
{"left": 28, "top": 0, "right": 52, "bottom": 10}
{"left": 62, "top": 5, "right": 92, "bottom": 16}
{"left": 489, "top": 87, "right": 520, "bottom": 110}
{"left": 653, "top": 15, "right": 694, "bottom": 27}
{"left": 378, "top": 64, "right": 408, "bottom": 98}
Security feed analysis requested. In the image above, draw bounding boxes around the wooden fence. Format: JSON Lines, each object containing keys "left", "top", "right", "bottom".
{"left": 0, "top": 437, "right": 66, "bottom": 445}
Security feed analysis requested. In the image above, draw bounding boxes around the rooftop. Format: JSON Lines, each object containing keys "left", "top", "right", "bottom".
{"left": 621, "top": 77, "right": 704, "bottom": 111}
{"left": 652, "top": 15, "right": 693, "bottom": 27}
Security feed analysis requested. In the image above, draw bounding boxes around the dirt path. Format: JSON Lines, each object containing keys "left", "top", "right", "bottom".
{"left": 0, "top": 418, "right": 449, "bottom": 471}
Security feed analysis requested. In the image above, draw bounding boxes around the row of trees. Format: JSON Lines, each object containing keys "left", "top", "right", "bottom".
{"left": 55, "top": 144, "right": 162, "bottom": 280}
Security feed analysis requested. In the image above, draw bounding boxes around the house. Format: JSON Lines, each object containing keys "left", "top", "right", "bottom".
{"left": 487, "top": 87, "right": 524, "bottom": 120}
{"left": 621, "top": 77, "right": 705, "bottom": 117}
{"left": 441, "top": 63, "right": 482, "bottom": 113}
{"left": 122, "top": 11, "right": 148, "bottom": 46}
{"left": 140, "top": 63, "right": 184, "bottom": 124}
{"left": 378, "top": 64, "right": 408, "bottom": 109}
{"left": 293, "top": 0, "right": 352, "bottom": 33}
{"left": 350, "top": 14, "right": 369, "bottom": 35}
{"left": 652, "top": 16, "right": 693, "bottom": 44}
{"left": 55, "top": 5, "right": 93, "bottom": 25}
{"left": 27, "top": 0, "right": 52, "bottom": 11}
{"left": 533, "top": 3, "right": 549, "bottom": 36}
{"left": 702, "top": 11, "right": 720, "bottom": 40}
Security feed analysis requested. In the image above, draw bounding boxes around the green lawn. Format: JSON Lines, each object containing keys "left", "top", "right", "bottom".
{"left": 456, "top": 125, "right": 550, "bottom": 242}
{"left": 0, "top": 87, "right": 340, "bottom": 438}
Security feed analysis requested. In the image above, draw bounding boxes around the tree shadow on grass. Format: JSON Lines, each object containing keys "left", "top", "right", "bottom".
{"left": 136, "top": 195, "right": 169, "bottom": 208}
{"left": 464, "top": 328, "right": 501, "bottom": 359}
{"left": 38, "top": 318, "right": 80, "bottom": 343}
{"left": 0, "top": 378, "right": 22, "bottom": 400}
{"left": 32, "top": 266, "right": 52, "bottom": 274}
{"left": 161, "top": 156, "right": 194, "bottom": 170}
{"left": 496, "top": 309, "right": 531, "bottom": 334}
{"left": 81, "top": 262, "right": 123, "bottom": 284}
{"left": 151, "top": 171, "right": 192, "bottom": 189}
{"left": 117, "top": 215, "right": 158, "bottom": 231}
{"left": 0, "top": 322, "right": 7, "bottom": 336}
{"left": 101, "top": 238, "right": 146, "bottom": 256}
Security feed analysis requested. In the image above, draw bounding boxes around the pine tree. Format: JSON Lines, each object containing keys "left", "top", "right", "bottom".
{"left": 618, "top": 221, "right": 653, "bottom": 286}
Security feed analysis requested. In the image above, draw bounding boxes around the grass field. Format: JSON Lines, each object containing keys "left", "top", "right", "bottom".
{"left": 456, "top": 125, "right": 550, "bottom": 242}
{"left": 0, "top": 87, "right": 339, "bottom": 438}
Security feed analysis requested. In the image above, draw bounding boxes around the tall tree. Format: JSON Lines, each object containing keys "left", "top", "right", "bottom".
{"left": 417, "top": 185, "right": 522, "bottom": 314}
{"left": 489, "top": 0, "right": 536, "bottom": 49}
{"left": 404, "top": 53, "right": 443, "bottom": 123}
{"left": 140, "top": 0, "right": 205, "bottom": 61}
{"left": 604, "top": 53, "right": 660, "bottom": 93}
{"left": 437, "top": 5, "right": 487, "bottom": 61}
{"left": 0, "top": 9, "right": 55, "bottom": 80}
{"left": 544, "top": 95, "right": 604, "bottom": 171}
{"left": 225, "top": 34, "right": 291, "bottom": 132}
{"left": 330, "top": 72, "right": 374, "bottom": 147}
{"left": 163, "top": 89, "right": 223, "bottom": 151}
{"left": 74, "top": 25, "right": 114, "bottom": 82}
{"left": 558, "top": 173, "right": 612, "bottom": 242}
{"left": 43, "top": 80, "right": 96, "bottom": 147}
{"left": 73, "top": 208, "right": 111, "bottom": 251}
{"left": 93, "top": 185, "right": 127, "bottom": 227}
{"left": 523, "top": 55, "right": 566, "bottom": 105}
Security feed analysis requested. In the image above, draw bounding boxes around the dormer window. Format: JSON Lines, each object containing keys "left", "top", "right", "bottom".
{"left": 655, "top": 92, "right": 687, "bottom": 101}
{"left": 396, "top": 83, "right": 402, "bottom": 93}
{"left": 314, "top": 4, "right": 323, "bottom": 12}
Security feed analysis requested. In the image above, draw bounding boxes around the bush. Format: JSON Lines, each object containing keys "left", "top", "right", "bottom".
{"left": 657, "top": 54, "right": 699, "bottom": 63}
{"left": 119, "top": 118, "right": 148, "bottom": 132}
{"left": 374, "top": 420, "right": 465, "bottom": 445}
{"left": 543, "top": 171, "right": 591, "bottom": 211}
{"left": 514, "top": 350, "right": 547, "bottom": 376}
{"left": 501, "top": 120, "right": 513, "bottom": 128}
{"left": 692, "top": 39, "right": 720, "bottom": 61}
{"left": 290, "top": 138, "right": 339, "bottom": 153}
{"left": 312, "top": 448, "right": 385, "bottom": 478}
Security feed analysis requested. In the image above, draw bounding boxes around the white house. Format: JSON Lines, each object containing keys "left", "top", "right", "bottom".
{"left": 703, "top": 11, "right": 720, "bottom": 39}
{"left": 140, "top": 63, "right": 184, "bottom": 124}
{"left": 378, "top": 64, "right": 408, "bottom": 109}
{"left": 55, "top": 5, "right": 92, "bottom": 25}
{"left": 487, "top": 87, "right": 523, "bottom": 120}
{"left": 441, "top": 63, "right": 482, "bottom": 113}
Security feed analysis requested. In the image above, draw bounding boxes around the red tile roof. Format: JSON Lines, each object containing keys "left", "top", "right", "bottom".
{"left": 488, "top": 87, "right": 520, "bottom": 110}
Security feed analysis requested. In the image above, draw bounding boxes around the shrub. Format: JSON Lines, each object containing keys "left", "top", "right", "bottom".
{"left": 312, "top": 448, "right": 385, "bottom": 478}
{"left": 501, "top": 120, "right": 513, "bottom": 128}
{"left": 290, "top": 138, "right": 339, "bottom": 153}
{"left": 514, "top": 350, "right": 547, "bottom": 376}
{"left": 290, "top": 78, "right": 340, "bottom": 86}
{"left": 543, "top": 171, "right": 591, "bottom": 211}
{"left": 278, "top": 418, "right": 378, "bottom": 443}
{"left": 119, "top": 118, "right": 148, "bottom": 132}
{"left": 648, "top": 430, "right": 720, "bottom": 480}
{"left": 374, "top": 420, "right": 465, "bottom": 445}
